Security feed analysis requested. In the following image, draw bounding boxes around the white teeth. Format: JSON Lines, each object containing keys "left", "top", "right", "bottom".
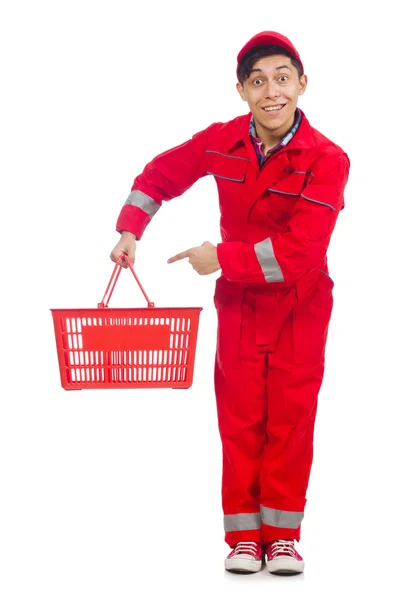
{"left": 264, "top": 105, "right": 283, "bottom": 111}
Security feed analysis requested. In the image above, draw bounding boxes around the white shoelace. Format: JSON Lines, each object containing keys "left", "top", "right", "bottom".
{"left": 233, "top": 541, "right": 259, "bottom": 557}
{"left": 269, "top": 540, "right": 295, "bottom": 557}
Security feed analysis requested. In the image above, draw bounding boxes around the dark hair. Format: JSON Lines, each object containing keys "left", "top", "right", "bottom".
{"left": 237, "top": 45, "right": 303, "bottom": 84}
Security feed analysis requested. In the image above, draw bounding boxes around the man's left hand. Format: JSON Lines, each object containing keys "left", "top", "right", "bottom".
{"left": 167, "top": 241, "right": 221, "bottom": 275}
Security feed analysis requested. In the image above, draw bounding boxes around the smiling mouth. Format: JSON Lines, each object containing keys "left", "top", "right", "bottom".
{"left": 262, "top": 104, "right": 286, "bottom": 113}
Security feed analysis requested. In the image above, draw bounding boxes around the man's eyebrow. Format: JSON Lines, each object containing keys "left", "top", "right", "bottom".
{"left": 250, "top": 65, "right": 292, "bottom": 75}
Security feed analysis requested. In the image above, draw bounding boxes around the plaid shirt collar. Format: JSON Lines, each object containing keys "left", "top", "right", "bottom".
{"left": 249, "top": 107, "right": 302, "bottom": 166}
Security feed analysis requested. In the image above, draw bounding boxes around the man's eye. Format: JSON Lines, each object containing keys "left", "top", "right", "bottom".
{"left": 279, "top": 76, "right": 288, "bottom": 82}
{"left": 253, "top": 79, "right": 262, "bottom": 85}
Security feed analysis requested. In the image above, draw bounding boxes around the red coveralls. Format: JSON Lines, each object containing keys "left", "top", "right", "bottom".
{"left": 116, "top": 108, "right": 350, "bottom": 546}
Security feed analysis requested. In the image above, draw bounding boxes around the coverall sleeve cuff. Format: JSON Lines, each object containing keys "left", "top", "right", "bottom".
{"left": 216, "top": 242, "right": 264, "bottom": 282}
{"left": 116, "top": 204, "right": 151, "bottom": 241}
{"left": 216, "top": 242, "right": 234, "bottom": 278}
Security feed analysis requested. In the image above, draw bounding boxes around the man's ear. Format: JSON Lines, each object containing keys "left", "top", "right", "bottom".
{"left": 236, "top": 81, "right": 246, "bottom": 101}
{"left": 298, "top": 74, "right": 308, "bottom": 96}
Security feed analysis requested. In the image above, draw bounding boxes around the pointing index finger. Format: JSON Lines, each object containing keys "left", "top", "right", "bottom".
{"left": 167, "top": 249, "right": 190, "bottom": 263}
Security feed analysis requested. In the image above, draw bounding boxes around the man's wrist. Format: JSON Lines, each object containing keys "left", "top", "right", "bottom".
{"left": 121, "top": 230, "right": 137, "bottom": 240}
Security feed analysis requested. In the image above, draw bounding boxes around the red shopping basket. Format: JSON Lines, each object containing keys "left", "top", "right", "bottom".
{"left": 50, "top": 255, "right": 203, "bottom": 390}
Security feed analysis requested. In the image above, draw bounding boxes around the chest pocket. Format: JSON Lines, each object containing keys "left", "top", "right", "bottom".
{"left": 266, "top": 171, "right": 310, "bottom": 226}
{"left": 205, "top": 150, "right": 249, "bottom": 183}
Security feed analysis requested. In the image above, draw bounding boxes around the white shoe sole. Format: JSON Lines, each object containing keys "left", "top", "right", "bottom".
{"left": 225, "top": 557, "right": 263, "bottom": 573}
{"left": 267, "top": 557, "right": 305, "bottom": 575}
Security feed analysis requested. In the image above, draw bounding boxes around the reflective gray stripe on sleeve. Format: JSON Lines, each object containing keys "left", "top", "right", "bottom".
{"left": 224, "top": 512, "right": 262, "bottom": 532}
{"left": 301, "top": 193, "right": 335, "bottom": 211}
{"left": 254, "top": 237, "right": 284, "bottom": 283}
{"left": 124, "top": 190, "right": 161, "bottom": 218}
{"left": 260, "top": 505, "right": 304, "bottom": 529}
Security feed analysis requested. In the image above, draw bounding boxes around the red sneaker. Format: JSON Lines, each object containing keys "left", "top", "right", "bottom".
{"left": 266, "top": 540, "right": 305, "bottom": 574}
{"left": 225, "top": 541, "right": 265, "bottom": 573}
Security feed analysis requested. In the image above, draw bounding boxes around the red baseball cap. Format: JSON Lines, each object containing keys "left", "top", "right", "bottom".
{"left": 237, "top": 31, "right": 304, "bottom": 76}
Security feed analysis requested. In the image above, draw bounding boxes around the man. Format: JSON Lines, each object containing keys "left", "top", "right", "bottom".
{"left": 110, "top": 31, "right": 350, "bottom": 576}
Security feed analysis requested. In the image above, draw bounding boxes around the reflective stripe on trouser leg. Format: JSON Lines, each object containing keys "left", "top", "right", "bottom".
{"left": 224, "top": 513, "right": 262, "bottom": 532}
{"left": 260, "top": 505, "right": 304, "bottom": 529}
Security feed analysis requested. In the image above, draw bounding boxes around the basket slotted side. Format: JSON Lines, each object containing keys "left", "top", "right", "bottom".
{"left": 51, "top": 307, "right": 202, "bottom": 390}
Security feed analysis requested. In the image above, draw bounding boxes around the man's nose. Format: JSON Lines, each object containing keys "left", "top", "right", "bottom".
{"left": 265, "top": 81, "right": 279, "bottom": 98}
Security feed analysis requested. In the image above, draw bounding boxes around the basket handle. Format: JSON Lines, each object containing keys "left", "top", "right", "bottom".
{"left": 98, "top": 254, "right": 155, "bottom": 308}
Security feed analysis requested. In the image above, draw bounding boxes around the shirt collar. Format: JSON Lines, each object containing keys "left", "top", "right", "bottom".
{"left": 227, "top": 107, "right": 312, "bottom": 153}
{"left": 249, "top": 107, "right": 302, "bottom": 148}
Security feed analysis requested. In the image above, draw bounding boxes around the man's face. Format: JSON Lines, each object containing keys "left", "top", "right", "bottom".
{"left": 236, "top": 54, "right": 307, "bottom": 135}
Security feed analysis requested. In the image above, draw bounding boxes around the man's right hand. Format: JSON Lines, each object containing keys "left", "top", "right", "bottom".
{"left": 110, "top": 231, "right": 137, "bottom": 268}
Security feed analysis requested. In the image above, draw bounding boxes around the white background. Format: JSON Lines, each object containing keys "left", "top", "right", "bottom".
{"left": 0, "top": 0, "right": 395, "bottom": 598}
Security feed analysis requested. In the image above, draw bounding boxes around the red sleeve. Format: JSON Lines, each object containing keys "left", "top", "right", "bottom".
{"left": 116, "top": 126, "right": 211, "bottom": 240}
{"left": 216, "top": 152, "right": 350, "bottom": 284}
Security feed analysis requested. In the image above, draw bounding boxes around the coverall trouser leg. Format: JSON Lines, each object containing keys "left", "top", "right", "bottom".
{"left": 213, "top": 273, "right": 334, "bottom": 547}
